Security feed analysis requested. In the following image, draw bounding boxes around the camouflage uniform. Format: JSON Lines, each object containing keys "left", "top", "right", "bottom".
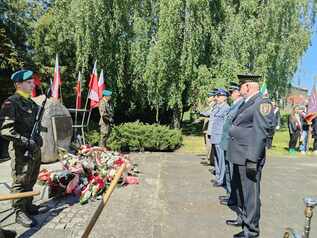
{"left": 98, "top": 98, "right": 113, "bottom": 147}
{"left": 0, "top": 93, "right": 41, "bottom": 212}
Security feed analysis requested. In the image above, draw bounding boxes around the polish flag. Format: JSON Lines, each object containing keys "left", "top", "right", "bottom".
{"left": 88, "top": 61, "right": 99, "bottom": 109}
{"left": 31, "top": 73, "right": 42, "bottom": 97}
{"left": 75, "top": 72, "right": 82, "bottom": 109}
{"left": 98, "top": 69, "right": 106, "bottom": 99}
{"left": 52, "top": 54, "right": 61, "bottom": 99}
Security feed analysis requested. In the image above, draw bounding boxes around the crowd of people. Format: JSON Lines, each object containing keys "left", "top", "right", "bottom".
{"left": 199, "top": 74, "right": 275, "bottom": 238}
{"left": 288, "top": 105, "right": 317, "bottom": 155}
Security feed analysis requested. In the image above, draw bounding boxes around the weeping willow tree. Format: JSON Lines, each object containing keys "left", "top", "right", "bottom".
{"left": 31, "top": 0, "right": 317, "bottom": 127}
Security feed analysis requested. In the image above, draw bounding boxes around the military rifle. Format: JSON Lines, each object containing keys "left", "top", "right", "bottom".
{"left": 24, "top": 88, "right": 51, "bottom": 159}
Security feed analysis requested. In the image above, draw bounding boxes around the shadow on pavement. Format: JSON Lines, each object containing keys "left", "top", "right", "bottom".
{"left": 17, "top": 195, "right": 79, "bottom": 238}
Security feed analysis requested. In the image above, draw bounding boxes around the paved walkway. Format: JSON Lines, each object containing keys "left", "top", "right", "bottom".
{"left": 0, "top": 153, "right": 316, "bottom": 237}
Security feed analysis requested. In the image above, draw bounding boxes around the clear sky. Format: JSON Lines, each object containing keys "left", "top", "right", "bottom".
{"left": 293, "top": 28, "right": 317, "bottom": 94}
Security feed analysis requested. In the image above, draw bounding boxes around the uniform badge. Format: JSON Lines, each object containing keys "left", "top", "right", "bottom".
{"left": 259, "top": 103, "right": 272, "bottom": 116}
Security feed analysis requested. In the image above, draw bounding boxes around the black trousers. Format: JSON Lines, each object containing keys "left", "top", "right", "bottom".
{"left": 230, "top": 164, "right": 262, "bottom": 238}
{"left": 266, "top": 137, "right": 273, "bottom": 149}
{"left": 313, "top": 138, "right": 317, "bottom": 151}
{"left": 289, "top": 130, "right": 300, "bottom": 149}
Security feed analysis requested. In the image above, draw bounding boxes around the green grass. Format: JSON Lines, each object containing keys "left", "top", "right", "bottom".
{"left": 179, "top": 120, "right": 316, "bottom": 158}
{"left": 177, "top": 135, "right": 206, "bottom": 154}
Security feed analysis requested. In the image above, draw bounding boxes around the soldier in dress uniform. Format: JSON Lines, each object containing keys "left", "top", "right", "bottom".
{"left": 200, "top": 89, "right": 217, "bottom": 166}
{"left": 99, "top": 90, "right": 114, "bottom": 147}
{"left": 219, "top": 82, "right": 244, "bottom": 208}
{"left": 0, "top": 70, "right": 46, "bottom": 228}
{"left": 210, "top": 88, "right": 230, "bottom": 187}
{"left": 227, "top": 74, "right": 274, "bottom": 238}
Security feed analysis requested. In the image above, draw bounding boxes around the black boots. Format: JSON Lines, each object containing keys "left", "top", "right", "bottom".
{"left": 0, "top": 228, "right": 17, "bottom": 238}
{"left": 15, "top": 210, "right": 36, "bottom": 227}
{"left": 27, "top": 204, "right": 49, "bottom": 215}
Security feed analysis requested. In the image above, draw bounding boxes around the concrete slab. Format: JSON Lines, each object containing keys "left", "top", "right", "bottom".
{"left": 0, "top": 153, "right": 316, "bottom": 238}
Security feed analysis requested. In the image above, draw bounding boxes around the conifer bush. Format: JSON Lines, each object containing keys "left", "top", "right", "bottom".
{"left": 87, "top": 122, "right": 183, "bottom": 152}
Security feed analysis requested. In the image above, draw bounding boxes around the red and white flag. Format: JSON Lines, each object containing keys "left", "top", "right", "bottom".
{"left": 75, "top": 72, "right": 82, "bottom": 109}
{"left": 88, "top": 61, "right": 99, "bottom": 109}
{"left": 98, "top": 69, "right": 106, "bottom": 99}
{"left": 31, "top": 73, "right": 42, "bottom": 97}
{"left": 52, "top": 54, "right": 61, "bottom": 99}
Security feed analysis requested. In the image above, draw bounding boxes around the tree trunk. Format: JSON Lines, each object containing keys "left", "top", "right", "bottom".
{"left": 155, "top": 104, "right": 159, "bottom": 123}
{"left": 172, "top": 106, "right": 181, "bottom": 129}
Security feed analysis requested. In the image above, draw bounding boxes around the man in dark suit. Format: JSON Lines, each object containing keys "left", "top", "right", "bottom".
{"left": 227, "top": 74, "right": 274, "bottom": 238}
{"left": 219, "top": 82, "right": 244, "bottom": 226}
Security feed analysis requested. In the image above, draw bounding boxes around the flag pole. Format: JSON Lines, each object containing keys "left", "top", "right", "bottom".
{"left": 74, "top": 72, "right": 80, "bottom": 140}
{"left": 81, "top": 60, "right": 98, "bottom": 144}
{"left": 81, "top": 86, "right": 91, "bottom": 145}
{"left": 59, "top": 85, "right": 63, "bottom": 104}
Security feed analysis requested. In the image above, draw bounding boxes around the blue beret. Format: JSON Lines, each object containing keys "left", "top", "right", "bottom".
{"left": 11, "top": 70, "right": 33, "bottom": 82}
{"left": 216, "top": 88, "right": 229, "bottom": 97}
{"left": 102, "top": 90, "right": 112, "bottom": 96}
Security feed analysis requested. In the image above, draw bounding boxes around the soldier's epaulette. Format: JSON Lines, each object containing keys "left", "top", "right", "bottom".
{"left": 8, "top": 94, "right": 20, "bottom": 102}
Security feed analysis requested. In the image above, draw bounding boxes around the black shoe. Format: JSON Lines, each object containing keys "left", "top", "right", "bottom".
{"left": 27, "top": 204, "right": 49, "bottom": 215}
{"left": 208, "top": 168, "right": 215, "bottom": 174}
{"left": 0, "top": 228, "right": 17, "bottom": 238}
{"left": 233, "top": 231, "right": 245, "bottom": 237}
{"left": 213, "top": 182, "right": 223, "bottom": 187}
{"left": 200, "top": 161, "right": 210, "bottom": 165}
{"left": 16, "top": 211, "right": 36, "bottom": 227}
{"left": 226, "top": 219, "right": 243, "bottom": 227}
{"left": 219, "top": 195, "right": 229, "bottom": 201}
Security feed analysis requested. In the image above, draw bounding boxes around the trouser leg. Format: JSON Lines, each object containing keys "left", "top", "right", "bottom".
{"left": 289, "top": 131, "right": 299, "bottom": 149}
{"left": 99, "top": 124, "right": 111, "bottom": 147}
{"left": 238, "top": 165, "right": 262, "bottom": 238}
{"left": 11, "top": 162, "right": 30, "bottom": 212}
{"left": 212, "top": 144, "right": 220, "bottom": 180}
{"left": 25, "top": 156, "right": 41, "bottom": 209}
{"left": 214, "top": 144, "right": 225, "bottom": 184}
{"left": 314, "top": 138, "right": 317, "bottom": 150}
{"left": 266, "top": 137, "right": 273, "bottom": 149}
{"left": 207, "top": 135, "right": 214, "bottom": 166}
{"left": 229, "top": 164, "right": 243, "bottom": 220}
{"left": 224, "top": 157, "right": 232, "bottom": 194}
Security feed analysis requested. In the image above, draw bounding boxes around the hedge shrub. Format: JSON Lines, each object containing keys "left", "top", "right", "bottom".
{"left": 280, "top": 111, "right": 289, "bottom": 129}
{"left": 87, "top": 122, "right": 183, "bottom": 152}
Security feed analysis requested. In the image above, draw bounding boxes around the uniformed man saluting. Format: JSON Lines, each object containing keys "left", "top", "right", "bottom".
{"left": 0, "top": 70, "right": 45, "bottom": 228}
{"left": 227, "top": 74, "right": 274, "bottom": 238}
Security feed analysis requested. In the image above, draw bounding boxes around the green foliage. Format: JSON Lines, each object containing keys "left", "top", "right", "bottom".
{"left": 86, "top": 129, "right": 100, "bottom": 146}
{"left": 1, "top": 0, "right": 316, "bottom": 127}
{"left": 280, "top": 111, "right": 290, "bottom": 129}
{"left": 29, "top": 0, "right": 316, "bottom": 127}
{"left": 87, "top": 122, "right": 183, "bottom": 152}
{"left": 0, "top": 0, "right": 48, "bottom": 71}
